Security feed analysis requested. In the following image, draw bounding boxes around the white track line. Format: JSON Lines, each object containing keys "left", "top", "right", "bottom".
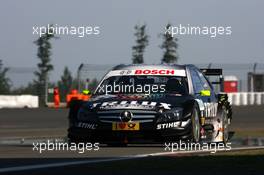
{"left": 0, "top": 146, "right": 263, "bottom": 173}
{"left": 142, "top": 146, "right": 264, "bottom": 157}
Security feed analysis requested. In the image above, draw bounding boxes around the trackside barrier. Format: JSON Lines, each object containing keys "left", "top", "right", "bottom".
{"left": 2, "top": 94, "right": 262, "bottom": 107}
{"left": 227, "top": 92, "right": 264, "bottom": 106}
{"left": 0, "top": 95, "right": 39, "bottom": 108}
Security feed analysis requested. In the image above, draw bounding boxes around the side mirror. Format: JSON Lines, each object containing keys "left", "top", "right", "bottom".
{"left": 200, "top": 90, "right": 211, "bottom": 97}
{"left": 82, "top": 89, "right": 91, "bottom": 95}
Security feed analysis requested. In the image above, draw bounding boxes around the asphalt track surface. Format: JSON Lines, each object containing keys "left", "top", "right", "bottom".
{"left": 0, "top": 146, "right": 263, "bottom": 175}
{"left": 1, "top": 106, "right": 263, "bottom": 138}
{"left": 0, "top": 106, "right": 263, "bottom": 174}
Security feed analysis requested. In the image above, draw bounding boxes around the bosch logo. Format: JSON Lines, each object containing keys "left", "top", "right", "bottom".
{"left": 120, "top": 110, "right": 133, "bottom": 122}
{"left": 135, "top": 69, "right": 175, "bottom": 75}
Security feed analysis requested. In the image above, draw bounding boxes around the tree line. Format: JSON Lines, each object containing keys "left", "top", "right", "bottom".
{"left": 0, "top": 23, "right": 179, "bottom": 105}
{"left": 132, "top": 23, "right": 178, "bottom": 64}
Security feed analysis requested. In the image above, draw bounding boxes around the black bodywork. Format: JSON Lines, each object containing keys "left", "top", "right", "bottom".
{"left": 67, "top": 64, "right": 232, "bottom": 144}
{"left": 68, "top": 94, "right": 196, "bottom": 143}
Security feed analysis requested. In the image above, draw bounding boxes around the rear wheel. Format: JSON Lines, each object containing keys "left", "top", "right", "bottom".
{"left": 191, "top": 107, "right": 201, "bottom": 143}
{"left": 218, "top": 94, "right": 232, "bottom": 144}
{"left": 222, "top": 108, "right": 229, "bottom": 144}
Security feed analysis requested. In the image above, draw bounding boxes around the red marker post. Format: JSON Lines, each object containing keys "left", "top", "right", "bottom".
{"left": 53, "top": 87, "right": 60, "bottom": 108}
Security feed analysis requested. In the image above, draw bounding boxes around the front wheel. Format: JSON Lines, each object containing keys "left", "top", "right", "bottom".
{"left": 191, "top": 107, "right": 201, "bottom": 143}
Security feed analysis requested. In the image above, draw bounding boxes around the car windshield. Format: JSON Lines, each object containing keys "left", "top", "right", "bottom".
{"left": 95, "top": 75, "right": 189, "bottom": 95}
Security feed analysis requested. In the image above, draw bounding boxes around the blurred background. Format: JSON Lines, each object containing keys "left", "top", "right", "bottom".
{"left": 0, "top": 0, "right": 263, "bottom": 157}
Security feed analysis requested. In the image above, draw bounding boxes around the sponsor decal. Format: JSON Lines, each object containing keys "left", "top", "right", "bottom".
{"left": 120, "top": 70, "right": 132, "bottom": 75}
{"left": 204, "top": 102, "right": 218, "bottom": 117}
{"left": 196, "top": 99, "right": 218, "bottom": 117}
{"left": 92, "top": 100, "right": 172, "bottom": 110}
{"left": 135, "top": 69, "right": 175, "bottom": 75}
{"left": 105, "top": 69, "right": 186, "bottom": 77}
{"left": 157, "top": 121, "right": 180, "bottom": 129}
{"left": 77, "top": 122, "right": 97, "bottom": 129}
{"left": 112, "top": 122, "right": 140, "bottom": 131}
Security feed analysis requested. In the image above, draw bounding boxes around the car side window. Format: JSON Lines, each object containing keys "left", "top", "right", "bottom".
{"left": 197, "top": 71, "right": 210, "bottom": 90}
{"left": 190, "top": 69, "right": 204, "bottom": 94}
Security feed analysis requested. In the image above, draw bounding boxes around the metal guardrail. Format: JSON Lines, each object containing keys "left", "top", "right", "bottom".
{"left": 227, "top": 92, "right": 264, "bottom": 106}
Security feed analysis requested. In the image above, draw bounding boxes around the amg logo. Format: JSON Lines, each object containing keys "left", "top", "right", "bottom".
{"left": 77, "top": 122, "right": 97, "bottom": 129}
{"left": 135, "top": 69, "right": 175, "bottom": 75}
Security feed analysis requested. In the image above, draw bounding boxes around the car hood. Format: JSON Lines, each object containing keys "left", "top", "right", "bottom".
{"left": 83, "top": 94, "right": 194, "bottom": 111}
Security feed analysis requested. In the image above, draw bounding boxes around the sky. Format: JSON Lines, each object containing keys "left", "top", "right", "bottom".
{"left": 0, "top": 0, "right": 263, "bottom": 83}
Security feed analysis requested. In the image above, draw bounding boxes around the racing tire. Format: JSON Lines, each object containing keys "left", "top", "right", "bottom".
{"left": 190, "top": 106, "right": 201, "bottom": 143}
{"left": 222, "top": 107, "right": 229, "bottom": 145}
{"left": 67, "top": 100, "right": 84, "bottom": 143}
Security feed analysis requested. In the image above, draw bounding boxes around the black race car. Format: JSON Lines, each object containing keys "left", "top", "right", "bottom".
{"left": 67, "top": 64, "right": 232, "bottom": 144}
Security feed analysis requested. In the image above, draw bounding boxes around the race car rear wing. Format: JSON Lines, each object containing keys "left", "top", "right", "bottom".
{"left": 200, "top": 68, "right": 224, "bottom": 92}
